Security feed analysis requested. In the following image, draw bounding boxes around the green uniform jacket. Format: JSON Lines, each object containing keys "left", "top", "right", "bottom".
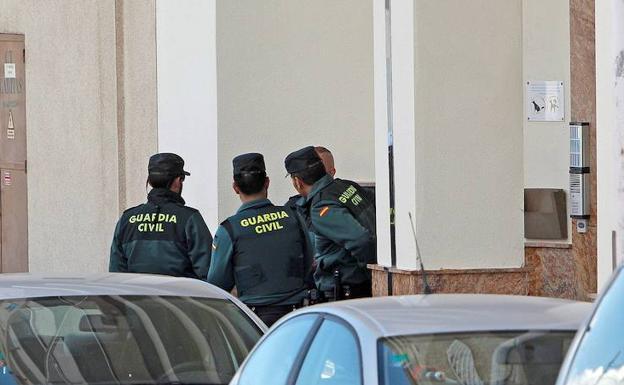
{"left": 109, "top": 188, "right": 213, "bottom": 279}
{"left": 285, "top": 194, "right": 315, "bottom": 251}
{"left": 207, "top": 199, "right": 314, "bottom": 306}
{"left": 302, "top": 175, "right": 376, "bottom": 291}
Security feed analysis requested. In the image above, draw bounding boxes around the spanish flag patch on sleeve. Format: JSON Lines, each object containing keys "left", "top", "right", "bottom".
{"left": 319, "top": 206, "right": 330, "bottom": 217}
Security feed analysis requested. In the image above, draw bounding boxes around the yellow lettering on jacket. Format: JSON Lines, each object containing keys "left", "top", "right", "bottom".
{"left": 254, "top": 221, "right": 284, "bottom": 234}
{"left": 129, "top": 213, "right": 177, "bottom": 224}
{"left": 338, "top": 185, "right": 358, "bottom": 204}
{"left": 137, "top": 223, "right": 165, "bottom": 233}
{"left": 240, "top": 211, "right": 289, "bottom": 227}
{"left": 130, "top": 212, "right": 175, "bottom": 233}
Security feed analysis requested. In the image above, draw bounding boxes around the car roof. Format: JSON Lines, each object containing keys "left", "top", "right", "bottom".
{"left": 0, "top": 273, "right": 231, "bottom": 300}
{"left": 292, "top": 294, "right": 591, "bottom": 337}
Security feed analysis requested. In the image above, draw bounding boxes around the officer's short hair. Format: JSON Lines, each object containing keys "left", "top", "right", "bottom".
{"left": 234, "top": 172, "right": 267, "bottom": 195}
{"left": 292, "top": 162, "right": 326, "bottom": 186}
{"left": 147, "top": 173, "right": 179, "bottom": 189}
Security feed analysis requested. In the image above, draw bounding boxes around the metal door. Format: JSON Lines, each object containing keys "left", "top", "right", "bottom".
{"left": 1, "top": 169, "right": 27, "bottom": 272}
{"left": 0, "top": 34, "right": 27, "bottom": 272}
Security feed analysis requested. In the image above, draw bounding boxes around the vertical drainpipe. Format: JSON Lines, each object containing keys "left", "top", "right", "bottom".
{"left": 385, "top": 0, "right": 397, "bottom": 295}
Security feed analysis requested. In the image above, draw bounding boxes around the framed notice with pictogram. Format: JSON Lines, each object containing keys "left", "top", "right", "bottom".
{"left": 526, "top": 80, "right": 565, "bottom": 122}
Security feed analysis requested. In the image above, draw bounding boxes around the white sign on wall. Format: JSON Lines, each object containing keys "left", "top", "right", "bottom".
{"left": 3, "top": 63, "right": 16, "bottom": 79}
{"left": 526, "top": 81, "right": 565, "bottom": 121}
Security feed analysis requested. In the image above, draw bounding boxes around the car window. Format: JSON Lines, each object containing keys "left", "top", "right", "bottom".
{"left": 0, "top": 296, "right": 262, "bottom": 385}
{"left": 294, "top": 318, "right": 362, "bottom": 385}
{"left": 564, "top": 270, "right": 624, "bottom": 385}
{"left": 379, "top": 331, "right": 576, "bottom": 385}
{"left": 239, "top": 314, "right": 319, "bottom": 385}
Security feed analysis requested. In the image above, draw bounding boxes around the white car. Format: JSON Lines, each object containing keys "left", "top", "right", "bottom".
{"left": 556, "top": 265, "right": 624, "bottom": 385}
{"left": 0, "top": 273, "right": 266, "bottom": 385}
{"left": 230, "top": 294, "right": 591, "bottom": 385}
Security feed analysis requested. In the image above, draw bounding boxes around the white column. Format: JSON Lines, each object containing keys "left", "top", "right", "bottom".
{"left": 156, "top": 0, "right": 219, "bottom": 231}
{"left": 596, "top": 0, "right": 621, "bottom": 290}
{"left": 390, "top": 0, "right": 418, "bottom": 270}
{"left": 597, "top": 0, "right": 624, "bottom": 289}
{"left": 615, "top": 0, "right": 624, "bottom": 268}
{"left": 373, "top": 0, "right": 392, "bottom": 267}
{"left": 373, "top": 0, "right": 418, "bottom": 269}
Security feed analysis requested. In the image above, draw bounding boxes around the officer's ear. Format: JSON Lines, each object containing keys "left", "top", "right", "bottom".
{"left": 170, "top": 176, "right": 183, "bottom": 194}
{"left": 264, "top": 177, "right": 270, "bottom": 191}
{"left": 291, "top": 175, "right": 303, "bottom": 192}
{"left": 232, "top": 181, "right": 241, "bottom": 195}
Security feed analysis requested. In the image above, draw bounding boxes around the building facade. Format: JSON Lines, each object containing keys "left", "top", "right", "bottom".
{"left": 0, "top": 0, "right": 618, "bottom": 301}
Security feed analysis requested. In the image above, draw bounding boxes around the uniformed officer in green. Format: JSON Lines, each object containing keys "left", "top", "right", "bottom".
{"left": 285, "top": 146, "right": 376, "bottom": 301}
{"left": 109, "top": 153, "right": 213, "bottom": 279}
{"left": 285, "top": 146, "right": 336, "bottom": 213}
{"left": 208, "top": 153, "right": 313, "bottom": 326}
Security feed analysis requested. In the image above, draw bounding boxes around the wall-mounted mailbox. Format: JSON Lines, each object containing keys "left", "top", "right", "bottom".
{"left": 570, "top": 122, "right": 590, "bottom": 220}
{"left": 524, "top": 189, "right": 568, "bottom": 239}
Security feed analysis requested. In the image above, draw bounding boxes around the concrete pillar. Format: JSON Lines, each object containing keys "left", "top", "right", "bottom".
{"left": 569, "top": 0, "right": 597, "bottom": 298}
{"left": 616, "top": 0, "right": 624, "bottom": 267}
{"left": 372, "top": 0, "right": 526, "bottom": 295}
{"left": 374, "top": 0, "right": 524, "bottom": 269}
{"left": 373, "top": 0, "right": 392, "bottom": 268}
{"left": 391, "top": 0, "right": 418, "bottom": 270}
{"left": 156, "top": 0, "right": 219, "bottom": 231}
{"left": 373, "top": 0, "right": 419, "bottom": 274}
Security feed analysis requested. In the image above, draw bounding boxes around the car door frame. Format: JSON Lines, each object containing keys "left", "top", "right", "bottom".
{"left": 284, "top": 312, "right": 364, "bottom": 385}
{"left": 231, "top": 312, "right": 323, "bottom": 385}
{"left": 232, "top": 311, "right": 365, "bottom": 385}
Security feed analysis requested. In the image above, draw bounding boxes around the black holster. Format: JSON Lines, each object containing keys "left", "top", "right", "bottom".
{"left": 333, "top": 269, "right": 342, "bottom": 301}
{"left": 303, "top": 288, "right": 324, "bottom": 306}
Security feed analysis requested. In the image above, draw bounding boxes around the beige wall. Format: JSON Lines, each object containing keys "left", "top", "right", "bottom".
{"left": 411, "top": 0, "right": 524, "bottom": 269}
{"left": 118, "top": 0, "right": 158, "bottom": 209}
{"left": 523, "top": 0, "right": 572, "bottom": 243}
{"left": 0, "top": 0, "right": 577, "bottom": 274}
{"left": 0, "top": 0, "right": 157, "bottom": 272}
{"left": 216, "top": 0, "right": 375, "bottom": 219}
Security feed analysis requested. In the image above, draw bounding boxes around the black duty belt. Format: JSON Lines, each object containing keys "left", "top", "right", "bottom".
{"left": 323, "top": 282, "right": 372, "bottom": 301}
{"left": 248, "top": 304, "right": 300, "bottom": 313}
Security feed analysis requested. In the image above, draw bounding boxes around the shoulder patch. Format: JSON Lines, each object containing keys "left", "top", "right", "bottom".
{"left": 319, "top": 206, "right": 330, "bottom": 217}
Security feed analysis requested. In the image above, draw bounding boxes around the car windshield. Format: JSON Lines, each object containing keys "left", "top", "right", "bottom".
{"left": 561, "top": 268, "right": 624, "bottom": 385}
{"left": 0, "top": 295, "right": 262, "bottom": 385}
{"left": 379, "top": 331, "right": 575, "bottom": 385}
